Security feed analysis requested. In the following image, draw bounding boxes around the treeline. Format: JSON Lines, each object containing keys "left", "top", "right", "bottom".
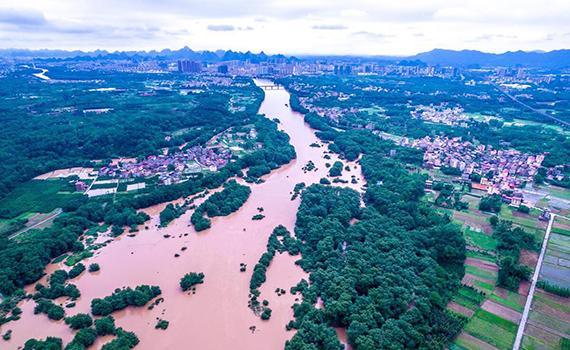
{"left": 0, "top": 196, "right": 149, "bottom": 298}
{"left": 23, "top": 317, "right": 137, "bottom": 350}
{"left": 491, "top": 219, "right": 536, "bottom": 290}
{"left": 248, "top": 225, "right": 300, "bottom": 319}
{"left": 191, "top": 181, "right": 251, "bottom": 231}
{"left": 536, "top": 281, "right": 570, "bottom": 297}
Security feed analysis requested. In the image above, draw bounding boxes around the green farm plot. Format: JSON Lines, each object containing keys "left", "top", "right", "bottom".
{"left": 522, "top": 334, "right": 561, "bottom": 350}
{"left": 500, "top": 206, "right": 542, "bottom": 230}
{"left": 552, "top": 226, "right": 570, "bottom": 237}
{"left": 465, "top": 227, "right": 498, "bottom": 250}
{"left": 464, "top": 309, "right": 518, "bottom": 350}
{"left": 546, "top": 186, "right": 570, "bottom": 201}
{"left": 90, "top": 182, "right": 118, "bottom": 190}
{"left": 473, "top": 280, "right": 496, "bottom": 294}
{"left": 540, "top": 232, "right": 570, "bottom": 287}
{"left": 510, "top": 118, "right": 569, "bottom": 135}
{"left": 490, "top": 290, "right": 524, "bottom": 312}
{"left": 453, "top": 286, "right": 486, "bottom": 310}
{"left": 466, "top": 250, "right": 496, "bottom": 263}
{"left": 499, "top": 206, "right": 546, "bottom": 243}
{"left": 466, "top": 265, "right": 497, "bottom": 281}
{"left": 0, "top": 211, "right": 34, "bottom": 236}
{"left": 529, "top": 311, "right": 570, "bottom": 334}
{"left": 65, "top": 250, "right": 94, "bottom": 266}
{"left": 0, "top": 179, "right": 81, "bottom": 219}
{"left": 534, "top": 292, "right": 570, "bottom": 315}
{"left": 453, "top": 209, "right": 493, "bottom": 233}
{"left": 360, "top": 105, "right": 385, "bottom": 116}
{"left": 463, "top": 194, "right": 482, "bottom": 207}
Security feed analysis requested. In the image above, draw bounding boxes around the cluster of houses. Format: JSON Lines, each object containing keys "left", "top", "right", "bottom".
{"left": 411, "top": 104, "right": 471, "bottom": 126}
{"left": 402, "top": 136, "right": 546, "bottom": 205}
{"left": 294, "top": 89, "right": 359, "bottom": 123}
{"left": 98, "top": 146, "right": 232, "bottom": 185}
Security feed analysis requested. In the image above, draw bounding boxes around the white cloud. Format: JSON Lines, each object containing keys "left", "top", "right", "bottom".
{"left": 207, "top": 24, "right": 235, "bottom": 31}
{"left": 312, "top": 24, "right": 347, "bottom": 30}
{"left": 0, "top": 0, "right": 569, "bottom": 55}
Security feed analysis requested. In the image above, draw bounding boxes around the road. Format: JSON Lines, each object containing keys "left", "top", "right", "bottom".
{"left": 491, "top": 82, "right": 570, "bottom": 129}
{"left": 512, "top": 213, "right": 555, "bottom": 350}
{"left": 9, "top": 208, "right": 63, "bottom": 240}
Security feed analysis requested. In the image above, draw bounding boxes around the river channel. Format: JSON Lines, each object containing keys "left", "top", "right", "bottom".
{"left": 3, "top": 79, "right": 364, "bottom": 349}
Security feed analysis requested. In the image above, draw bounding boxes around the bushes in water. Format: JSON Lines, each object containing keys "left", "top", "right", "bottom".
{"left": 180, "top": 272, "right": 205, "bottom": 292}
{"left": 69, "top": 327, "right": 97, "bottom": 348}
{"left": 91, "top": 285, "right": 161, "bottom": 316}
{"left": 34, "top": 269, "right": 80, "bottom": 300}
{"left": 191, "top": 181, "right": 251, "bottom": 232}
{"left": 23, "top": 336, "right": 63, "bottom": 350}
{"left": 248, "top": 225, "right": 300, "bottom": 319}
{"left": 88, "top": 263, "right": 100, "bottom": 272}
{"left": 155, "top": 319, "right": 169, "bottom": 330}
{"left": 65, "top": 313, "right": 93, "bottom": 330}
{"left": 101, "top": 328, "right": 139, "bottom": 350}
{"left": 33, "top": 299, "right": 64, "bottom": 321}
{"left": 260, "top": 308, "right": 272, "bottom": 320}
{"left": 68, "top": 263, "right": 85, "bottom": 279}
{"left": 94, "top": 315, "right": 117, "bottom": 336}
{"left": 159, "top": 203, "right": 185, "bottom": 227}
{"left": 328, "top": 161, "right": 343, "bottom": 177}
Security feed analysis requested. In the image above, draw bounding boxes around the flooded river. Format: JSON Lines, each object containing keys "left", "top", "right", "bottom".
{"left": 33, "top": 68, "right": 51, "bottom": 80}
{"left": 3, "top": 79, "right": 364, "bottom": 349}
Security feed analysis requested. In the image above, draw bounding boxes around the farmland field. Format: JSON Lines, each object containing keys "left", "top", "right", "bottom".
{"left": 522, "top": 290, "right": 570, "bottom": 350}
{"left": 0, "top": 179, "right": 81, "bottom": 219}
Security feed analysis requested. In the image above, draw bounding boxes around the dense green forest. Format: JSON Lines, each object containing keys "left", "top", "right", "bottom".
{"left": 491, "top": 219, "right": 536, "bottom": 290}
{"left": 269, "top": 97, "right": 467, "bottom": 348}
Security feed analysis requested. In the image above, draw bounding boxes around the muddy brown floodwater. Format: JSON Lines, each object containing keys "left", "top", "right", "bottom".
{"left": 3, "top": 79, "right": 365, "bottom": 350}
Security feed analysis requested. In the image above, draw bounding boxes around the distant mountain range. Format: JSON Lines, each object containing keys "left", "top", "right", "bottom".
{"left": 1, "top": 46, "right": 569, "bottom": 69}
{"left": 0, "top": 46, "right": 297, "bottom": 63}
{"left": 407, "top": 49, "right": 570, "bottom": 69}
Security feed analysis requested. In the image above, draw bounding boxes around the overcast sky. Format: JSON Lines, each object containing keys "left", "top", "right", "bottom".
{"left": 1, "top": 0, "right": 569, "bottom": 55}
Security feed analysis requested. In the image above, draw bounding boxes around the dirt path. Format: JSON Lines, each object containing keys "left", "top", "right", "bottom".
{"left": 9, "top": 208, "right": 63, "bottom": 240}
{"left": 481, "top": 300, "right": 522, "bottom": 323}
{"left": 448, "top": 301, "right": 475, "bottom": 317}
{"left": 456, "top": 332, "right": 500, "bottom": 350}
{"left": 465, "top": 257, "right": 499, "bottom": 272}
